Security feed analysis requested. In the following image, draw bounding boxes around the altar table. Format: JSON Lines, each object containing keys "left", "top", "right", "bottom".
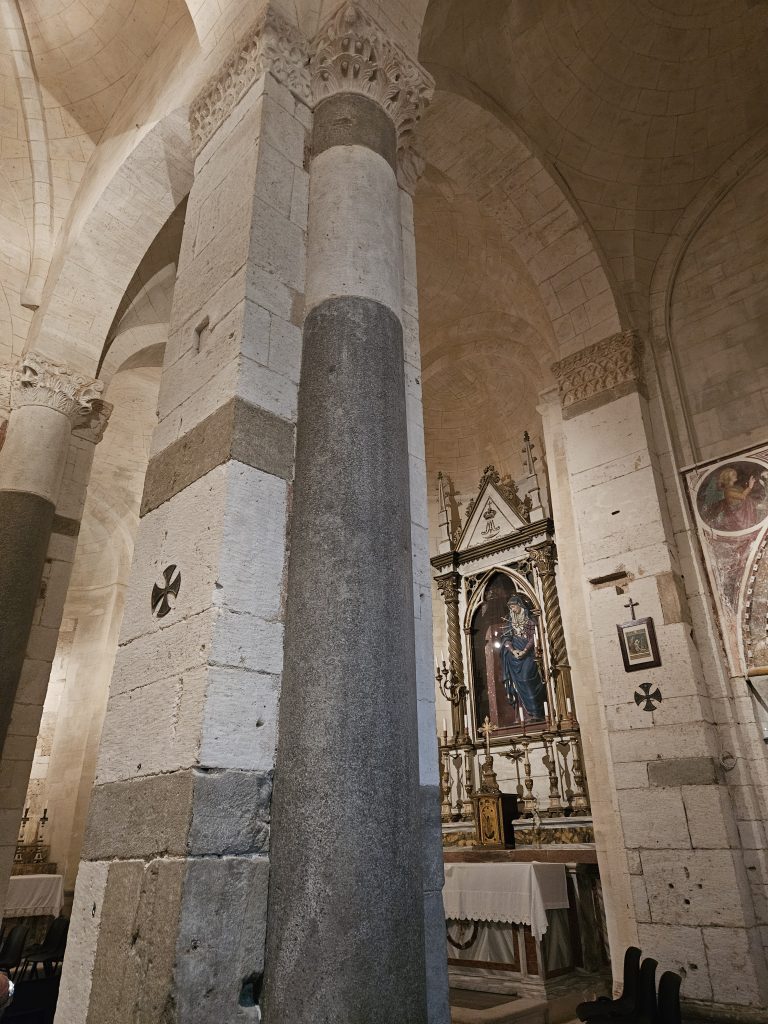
{"left": 4, "top": 874, "right": 63, "bottom": 918}
{"left": 443, "top": 861, "right": 568, "bottom": 942}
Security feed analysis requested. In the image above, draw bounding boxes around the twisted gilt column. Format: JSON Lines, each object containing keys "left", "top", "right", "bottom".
{"left": 436, "top": 573, "right": 464, "bottom": 684}
{"left": 528, "top": 541, "right": 574, "bottom": 722}
{"left": 264, "top": 7, "right": 433, "bottom": 1023}
{"left": 0, "top": 353, "right": 102, "bottom": 749}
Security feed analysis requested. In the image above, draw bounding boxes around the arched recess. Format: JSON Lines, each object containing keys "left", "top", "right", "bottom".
{"left": 24, "top": 108, "right": 194, "bottom": 376}
{"left": 416, "top": 74, "right": 627, "bottom": 362}
{"left": 650, "top": 126, "right": 768, "bottom": 468}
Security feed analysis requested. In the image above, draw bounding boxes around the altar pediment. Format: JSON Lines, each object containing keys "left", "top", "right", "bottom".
{"left": 455, "top": 468, "right": 532, "bottom": 554}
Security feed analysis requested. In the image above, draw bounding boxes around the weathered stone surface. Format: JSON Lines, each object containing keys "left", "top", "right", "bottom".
{"left": 0, "top": 490, "right": 55, "bottom": 749}
{"left": 174, "top": 856, "right": 270, "bottom": 1024}
{"left": 188, "top": 768, "right": 271, "bottom": 855}
{"left": 85, "top": 858, "right": 186, "bottom": 1024}
{"left": 648, "top": 756, "right": 720, "bottom": 788}
{"left": 264, "top": 295, "right": 427, "bottom": 1022}
{"left": 313, "top": 93, "right": 397, "bottom": 169}
{"left": 141, "top": 396, "right": 295, "bottom": 516}
{"left": 83, "top": 772, "right": 195, "bottom": 861}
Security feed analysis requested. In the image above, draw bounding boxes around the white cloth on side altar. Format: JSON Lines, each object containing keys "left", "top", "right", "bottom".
{"left": 4, "top": 874, "right": 63, "bottom": 918}
{"left": 442, "top": 862, "right": 569, "bottom": 942}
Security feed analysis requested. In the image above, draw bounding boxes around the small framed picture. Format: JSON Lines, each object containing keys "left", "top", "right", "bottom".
{"left": 617, "top": 617, "right": 661, "bottom": 672}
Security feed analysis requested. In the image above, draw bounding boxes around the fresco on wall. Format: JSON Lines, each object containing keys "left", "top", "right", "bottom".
{"left": 685, "top": 444, "right": 768, "bottom": 675}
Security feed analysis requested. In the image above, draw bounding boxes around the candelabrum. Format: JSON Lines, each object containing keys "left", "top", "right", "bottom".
{"left": 541, "top": 731, "right": 565, "bottom": 817}
{"left": 567, "top": 732, "right": 590, "bottom": 814}
{"left": 518, "top": 734, "right": 537, "bottom": 817}
{"left": 439, "top": 736, "right": 453, "bottom": 822}
{"left": 435, "top": 660, "right": 471, "bottom": 745}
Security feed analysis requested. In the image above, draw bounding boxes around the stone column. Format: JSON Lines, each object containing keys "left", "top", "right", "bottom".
{"left": 262, "top": 7, "right": 434, "bottom": 1023}
{"left": 527, "top": 541, "right": 574, "bottom": 723}
{"left": 0, "top": 354, "right": 106, "bottom": 911}
{"left": 551, "top": 332, "right": 768, "bottom": 1012}
{"left": 56, "top": 9, "right": 312, "bottom": 1022}
{"left": 0, "top": 353, "right": 102, "bottom": 750}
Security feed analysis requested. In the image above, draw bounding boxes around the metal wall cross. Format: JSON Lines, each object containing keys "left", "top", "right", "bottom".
{"left": 624, "top": 597, "right": 640, "bottom": 620}
{"left": 634, "top": 681, "right": 662, "bottom": 712}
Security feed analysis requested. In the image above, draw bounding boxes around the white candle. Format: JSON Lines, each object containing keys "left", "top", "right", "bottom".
{"left": 442, "top": 717, "right": 447, "bottom": 733}
{"left": 566, "top": 697, "right": 572, "bottom": 714}
{"left": 519, "top": 707, "right": 524, "bottom": 722}
{"left": 543, "top": 701, "right": 549, "bottom": 719}
{"left": 440, "top": 649, "right": 445, "bottom": 666}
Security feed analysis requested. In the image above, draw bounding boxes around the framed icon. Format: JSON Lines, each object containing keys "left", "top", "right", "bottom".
{"left": 617, "top": 616, "right": 661, "bottom": 672}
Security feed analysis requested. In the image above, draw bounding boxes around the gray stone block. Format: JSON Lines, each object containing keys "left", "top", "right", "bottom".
{"left": 82, "top": 771, "right": 195, "bottom": 861}
{"left": 188, "top": 768, "right": 272, "bottom": 856}
{"left": 141, "top": 396, "right": 294, "bottom": 516}
{"left": 648, "top": 756, "right": 720, "bottom": 788}
{"left": 313, "top": 93, "right": 397, "bottom": 170}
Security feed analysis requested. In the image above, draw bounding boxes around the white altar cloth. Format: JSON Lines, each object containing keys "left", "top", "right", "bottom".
{"left": 4, "top": 874, "right": 63, "bottom": 918}
{"left": 443, "top": 862, "right": 568, "bottom": 942}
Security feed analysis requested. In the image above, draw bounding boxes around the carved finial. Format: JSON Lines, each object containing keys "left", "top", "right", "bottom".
{"left": 12, "top": 352, "right": 104, "bottom": 427}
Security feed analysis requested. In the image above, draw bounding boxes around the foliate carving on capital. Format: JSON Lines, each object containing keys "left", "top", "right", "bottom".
{"left": 311, "top": 3, "right": 433, "bottom": 176}
{"left": 551, "top": 330, "right": 645, "bottom": 411}
{"left": 436, "top": 573, "right": 460, "bottom": 605}
{"left": 527, "top": 542, "right": 556, "bottom": 578}
{"left": 189, "top": 6, "right": 312, "bottom": 153}
{"left": 11, "top": 353, "right": 104, "bottom": 426}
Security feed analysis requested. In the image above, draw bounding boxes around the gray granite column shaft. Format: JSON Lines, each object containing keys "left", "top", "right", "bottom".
{"left": 0, "top": 489, "right": 54, "bottom": 748}
{"left": 263, "top": 93, "right": 427, "bottom": 1023}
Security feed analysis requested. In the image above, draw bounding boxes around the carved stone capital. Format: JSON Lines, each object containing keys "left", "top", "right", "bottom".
{"left": 527, "top": 542, "right": 556, "bottom": 578}
{"left": 73, "top": 399, "right": 113, "bottom": 445}
{"left": 436, "top": 573, "right": 460, "bottom": 605}
{"left": 551, "top": 330, "right": 645, "bottom": 416}
{"left": 311, "top": 3, "right": 433, "bottom": 180}
{"left": 189, "top": 5, "right": 312, "bottom": 154}
{"left": 11, "top": 352, "right": 104, "bottom": 426}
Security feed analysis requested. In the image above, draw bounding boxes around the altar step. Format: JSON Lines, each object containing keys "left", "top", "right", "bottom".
{"left": 450, "top": 985, "right": 599, "bottom": 1024}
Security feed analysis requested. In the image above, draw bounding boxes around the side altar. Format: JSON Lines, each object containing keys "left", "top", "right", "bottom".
{"left": 431, "top": 439, "right": 607, "bottom": 997}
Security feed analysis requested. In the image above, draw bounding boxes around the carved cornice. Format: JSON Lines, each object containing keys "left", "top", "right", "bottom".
{"left": 189, "top": 5, "right": 312, "bottom": 154}
{"left": 11, "top": 352, "right": 104, "bottom": 426}
{"left": 311, "top": 3, "right": 433, "bottom": 179}
{"left": 552, "top": 330, "right": 644, "bottom": 412}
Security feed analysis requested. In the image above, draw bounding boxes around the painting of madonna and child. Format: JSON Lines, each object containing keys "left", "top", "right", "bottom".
{"left": 469, "top": 572, "right": 548, "bottom": 735}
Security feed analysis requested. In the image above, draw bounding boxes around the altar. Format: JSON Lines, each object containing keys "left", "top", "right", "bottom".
{"left": 443, "top": 857, "right": 592, "bottom": 996}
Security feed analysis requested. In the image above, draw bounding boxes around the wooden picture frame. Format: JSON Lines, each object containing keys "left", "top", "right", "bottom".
{"left": 617, "top": 616, "right": 661, "bottom": 672}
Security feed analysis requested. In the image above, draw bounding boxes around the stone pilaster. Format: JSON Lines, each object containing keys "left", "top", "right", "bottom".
{"left": 551, "top": 332, "right": 768, "bottom": 1012}
{"left": 262, "top": 6, "right": 436, "bottom": 1023}
{"left": 57, "top": 8, "right": 311, "bottom": 1021}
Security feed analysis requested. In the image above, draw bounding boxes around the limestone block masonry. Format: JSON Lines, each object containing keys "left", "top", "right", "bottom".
{"left": 552, "top": 332, "right": 768, "bottom": 1015}
{"left": 56, "top": 17, "right": 311, "bottom": 1022}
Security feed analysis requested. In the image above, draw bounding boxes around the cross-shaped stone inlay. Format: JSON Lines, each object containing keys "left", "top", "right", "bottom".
{"left": 151, "top": 564, "right": 181, "bottom": 618}
{"left": 634, "top": 681, "right": 662, "bottom": 712}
